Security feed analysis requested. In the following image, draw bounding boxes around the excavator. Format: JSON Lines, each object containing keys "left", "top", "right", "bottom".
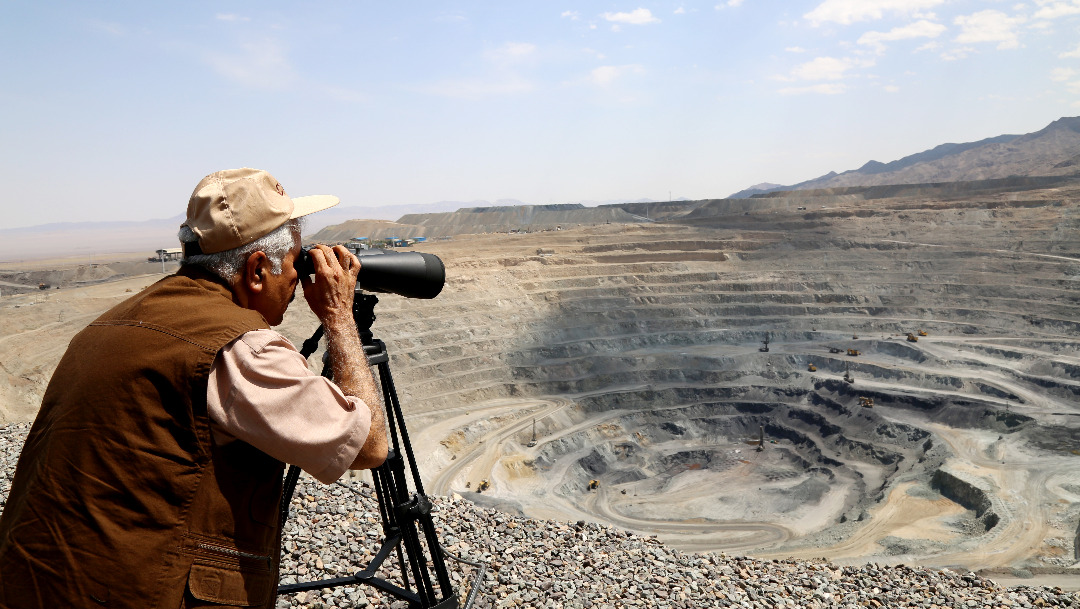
{"left": 859, "top": 396, "right": 874, "bottom": 408}
{"left": 907, "top": 333, "right": 918, "bottom": 342}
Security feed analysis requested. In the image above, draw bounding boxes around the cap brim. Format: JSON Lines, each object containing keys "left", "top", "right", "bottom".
{"left": 290, "top": 195, "right": 340, "bottom": 219}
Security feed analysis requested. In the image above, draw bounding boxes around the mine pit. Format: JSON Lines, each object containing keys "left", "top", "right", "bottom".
{"left": 2, "top": 181, "right": 1079, "bottom": 578}
{"left": 384, "top": 185, "right": 1080, "bottom": 574}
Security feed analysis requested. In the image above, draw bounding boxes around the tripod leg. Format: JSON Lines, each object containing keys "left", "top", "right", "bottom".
{"left": 377, "top": 360, "right": 455, "bottom": 596}
{"left": 371, "top": 465, "right": 413, "bottom": 595}
{"left": 279, "top": 315, "right": 466, "bottom": 607}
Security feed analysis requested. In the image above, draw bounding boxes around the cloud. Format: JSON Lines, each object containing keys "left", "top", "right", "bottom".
{"left": 590, "top": 64, "right": 645, "bottom": 86}
{"left": 323, "top": 86, "right": 369, "bottom": 103}
{"left": 883, "top": 84, "right": 900, "bottom": 92}
{"left": 779, "top": 83, "right": 847, "bottom": 95}
{"left": 419, "top": 40, "right": 540, "bottom": 100}
{"left": 716, "top": 0, "right": 744, "bottom": 8}
{"left": 602, "top": 8, "right": 660, "bottom": 25}
{"left": 940, "top": 46, "right": 975, "bottom": 60}
{"left": 485, "top": 42, "right": 537, "bottom": 65}
{"left": 1051, "top": 67, "right": 1078, "bottom": 81}
{"left": 87, "top": 19, "right": 127, "bottom": 36}
{"left": 674, "top": 7, "right": 686, "bottom": 14}
{"left": 1062, "top": 43, "right": 1080, "bottom": 58}
{"left": 203, "top": 39, "right": 296, "bottom": 89}
{"left": 421, "top": 76, "right": 534, "bottom": 100}
{"left": 215, "top": 14, "right": 250, "bottom": 22}
{"left": 954, "top": 10, "right": 1024, "bottom": 50}
{"left": 582, "top": 47, "right": 607, "bottom": 60}
{"left": 1052, "top": 66, "right": 1080, "bottom": 97}
{"left": 561, "top": 10, "right": 580, "bottom": 20}
{"left": 788, "top": 56, "right": 871, "bottom": 81}
{"left": 786, "top": 46, "right": 807, "bottom": 53}
{"left": 857, "top": 19, "right": 947, "bottom": 54}
{"left": 1032, "top": 0, "right": 1080, "bottom": 20}
{"left": 805, "top": 0, "right": 945, "bottom": 26}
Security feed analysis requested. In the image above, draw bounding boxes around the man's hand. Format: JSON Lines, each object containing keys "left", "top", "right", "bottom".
{"left": 300, "top": 244, "right": 360, "bottom": 327}
{"left": 300, "top": 244, "right": 388, "bottom": 469}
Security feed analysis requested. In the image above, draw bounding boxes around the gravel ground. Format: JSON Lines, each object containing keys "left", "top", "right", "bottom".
{"left": 1, "top": 423, "right": 1076, "bottom": 608}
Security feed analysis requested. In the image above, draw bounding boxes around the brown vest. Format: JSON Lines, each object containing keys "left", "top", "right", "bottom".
{"left": 0, "top": 267, "right": 284, "bottom": 608}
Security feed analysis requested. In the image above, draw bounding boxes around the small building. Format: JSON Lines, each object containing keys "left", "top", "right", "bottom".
{"left": 151, "top": 248, "right": 183, "bottom": 262}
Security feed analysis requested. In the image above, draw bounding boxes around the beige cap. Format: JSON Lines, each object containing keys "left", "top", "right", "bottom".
{"left": 182, "top": 168, "right": 339, "bottom": 255}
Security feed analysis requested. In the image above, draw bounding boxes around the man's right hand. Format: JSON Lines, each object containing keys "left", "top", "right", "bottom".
{"left": 300, "top": 244, "right": 361, "bottom": 327}
{"left": 299, "top": 244, "right": 388, "bottom": 469}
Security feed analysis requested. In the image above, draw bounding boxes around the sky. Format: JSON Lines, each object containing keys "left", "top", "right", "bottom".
{"left": 2, "top": 1, "right": 1079, "bottom": 230}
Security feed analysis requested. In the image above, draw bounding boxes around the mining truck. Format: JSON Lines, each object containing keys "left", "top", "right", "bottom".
{"left": 847, "top": 349, "right": 861, "bottom": 356}
{"left": 807, "top": 363, "right": 817, "bottom": 372}
{"left": 918, "top": 330, "right": 928, "bottom": 336}
{"left": 588, "top": 480, "right": 600, "bottom": 491}
{"left": 476, "top": 479, "right": 490, "bottom": 493}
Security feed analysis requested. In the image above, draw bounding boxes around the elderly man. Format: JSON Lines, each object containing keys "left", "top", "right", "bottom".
{"left": 0, "top": 168, "right": 387, "bottom": 608}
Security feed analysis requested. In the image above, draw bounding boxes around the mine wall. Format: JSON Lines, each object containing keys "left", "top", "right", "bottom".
{"left": 930, "top": 469, "right": 1000, "bottom": 532}
{"left": 1071, "top": 516, "right": 1080, "bottom": 557}
{"left": 1075, "top": 517, "right": 1079, "bottom": 561}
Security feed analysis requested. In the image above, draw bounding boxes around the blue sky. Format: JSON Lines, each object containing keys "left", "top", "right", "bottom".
{"left": 3, "top": 1, "right": 1079, "bottom": 229}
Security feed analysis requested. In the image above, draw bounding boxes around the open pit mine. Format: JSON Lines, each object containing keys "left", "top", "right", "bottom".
{"left": 2, "top": 177, "right": 1078, "bottom": 582}
{"left": 314, "top": 178, "right": 1080, "bottom": 575}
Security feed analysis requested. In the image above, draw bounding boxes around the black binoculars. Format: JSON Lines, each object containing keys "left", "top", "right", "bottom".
{"left": 298, "top": 246, "right": 445, "bottom": 299}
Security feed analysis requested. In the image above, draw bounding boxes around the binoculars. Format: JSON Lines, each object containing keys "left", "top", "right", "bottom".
{"left": 298, "top": 247, "right": 445, "bottom": 299}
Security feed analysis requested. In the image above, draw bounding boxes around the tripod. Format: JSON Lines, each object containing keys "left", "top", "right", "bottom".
{"left": 277, "top": 292, "right": 483, "bottom": 608}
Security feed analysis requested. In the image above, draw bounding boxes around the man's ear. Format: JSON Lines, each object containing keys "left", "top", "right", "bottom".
{"left": 242, "top": 251, "right": 270, "bottom": 294}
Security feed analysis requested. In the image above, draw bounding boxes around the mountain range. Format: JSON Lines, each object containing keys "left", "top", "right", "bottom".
{"left": 729, "top": 116, "right": 1080, "bottom": 198}
{"left": 3, "top": 117, "right": 1079, "bottom": 262}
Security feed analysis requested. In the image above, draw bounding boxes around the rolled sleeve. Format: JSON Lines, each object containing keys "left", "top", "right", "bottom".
{"left": 207, "top": 329, "right": 372, "bottom": 484}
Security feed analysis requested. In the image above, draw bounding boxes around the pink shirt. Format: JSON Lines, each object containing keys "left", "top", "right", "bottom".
{"left": 206, "top": 329, "right": 371, "bottom": 484}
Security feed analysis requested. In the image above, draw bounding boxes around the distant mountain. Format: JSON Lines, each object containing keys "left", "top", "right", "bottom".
{"left": 728, "top": 183, "right": 785, "bottom": 199}
{"left": 0, "top": 216, "right": 186, "bottom": 262}
{"left": 308, "top": 203, "right": 652, "bottom": 242}
{"left": 305, "top": 200, "right": 499, "bottom": 232}
{"left": 392, "top": 204, "right": 645, "bottom": 238}
{"left": 0, "top": 201, "right": 524, "bottom": 262}
{"left": 566, "top": 197, "right": 661, "bottom": 207}
{"left": 732, "top": 116, "right": 1080, "bottom": 195}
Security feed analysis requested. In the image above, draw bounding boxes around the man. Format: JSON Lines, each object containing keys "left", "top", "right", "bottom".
{"left": 0, "top": 168, "right": 387, "bottom": 608}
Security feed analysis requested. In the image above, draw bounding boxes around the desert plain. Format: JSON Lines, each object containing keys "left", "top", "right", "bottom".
{"left": 2, "top": 179, "right": 1079, "bottom": 590}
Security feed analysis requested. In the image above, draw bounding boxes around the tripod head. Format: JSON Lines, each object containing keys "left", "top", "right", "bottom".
{"left": 353, "top": 290, "right": 379, "bottom": 347}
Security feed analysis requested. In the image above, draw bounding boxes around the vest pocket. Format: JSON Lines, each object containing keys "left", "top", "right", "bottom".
{"left": 187, "top": 562, "right": 274, "bottom": 606}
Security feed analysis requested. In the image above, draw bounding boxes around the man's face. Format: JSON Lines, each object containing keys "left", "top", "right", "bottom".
{"left": 252, "top": 230, "right": 302, "bottom": 326}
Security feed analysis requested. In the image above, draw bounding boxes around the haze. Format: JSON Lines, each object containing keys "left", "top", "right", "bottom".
{"left": 3, "top": 1, "right": 1080, "bottom": 230}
